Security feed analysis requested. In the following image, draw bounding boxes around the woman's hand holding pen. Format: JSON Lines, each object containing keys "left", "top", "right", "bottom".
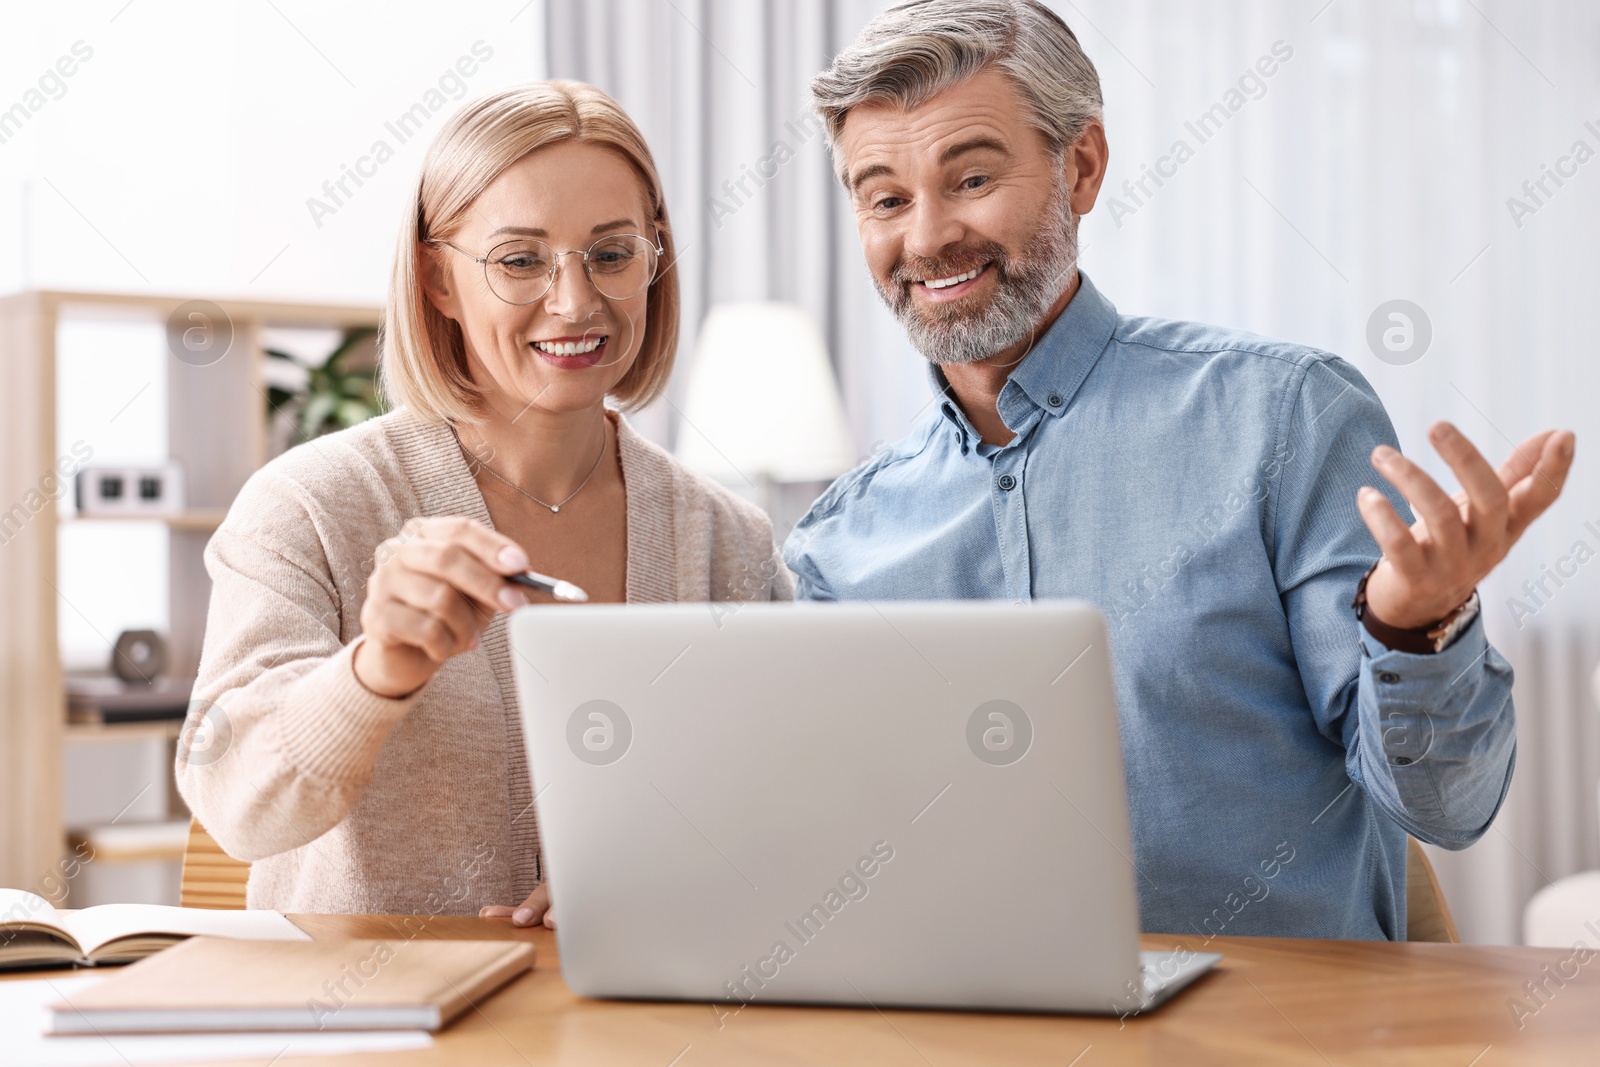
{"left": 353, "top": 516, "right": 533, "bottom": 699}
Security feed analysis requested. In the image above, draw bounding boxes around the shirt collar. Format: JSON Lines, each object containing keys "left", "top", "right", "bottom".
{"left": 926, "top": 271, "right": 1119, "bottom": 445}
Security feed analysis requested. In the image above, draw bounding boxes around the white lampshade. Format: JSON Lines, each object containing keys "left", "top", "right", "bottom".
{"left": 675, "top": 302, "right": 856, "bottom": 484}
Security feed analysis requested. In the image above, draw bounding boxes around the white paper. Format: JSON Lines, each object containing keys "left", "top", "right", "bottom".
{"left": 61, "top": 904, "right": 311, "bottom": 956}
{"left": 2, "top": 891, "right": 313, "bottom": 958}
{"left": 0, "top": 889, "right": 64, "bottom": 930}
{"left": 0, "top": 976, "right": 433, "bottom": 1067}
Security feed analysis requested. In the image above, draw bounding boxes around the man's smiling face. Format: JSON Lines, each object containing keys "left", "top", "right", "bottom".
{"left": 837, "top": 67, "right": 1086, "bottom": 366}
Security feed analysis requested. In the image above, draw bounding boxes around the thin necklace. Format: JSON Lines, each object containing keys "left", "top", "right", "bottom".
{"left": 452, "top": 423, "right": 608, "bottom": 515}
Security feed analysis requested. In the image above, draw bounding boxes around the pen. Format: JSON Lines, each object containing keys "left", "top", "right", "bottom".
{"left": 507, "top": 569, "right": 589, "bottom": 603}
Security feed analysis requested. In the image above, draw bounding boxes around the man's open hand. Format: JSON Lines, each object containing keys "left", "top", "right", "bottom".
{"left": 1357, "top": 421, "right": 1576, "bottom": 631}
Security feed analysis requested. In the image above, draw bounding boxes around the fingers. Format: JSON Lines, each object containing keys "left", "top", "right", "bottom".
{"left": 1495, "top": 429, "right": 1562, "bottom": 488}
{"left": 1426, "top": 423, "right": 1508, "bottom": 546}
{"left": 479, "top": 884, "right": 553, "bottom": 928}
{"left": 513, "top": 883, "right": 551, "bottom": 928}
{"left": 371, "top": 601, "right": 473, "bottom": 664}
{"left": 527, "top": 904, "right": 555, "bottom": 930}
{"left": 403, "top": 538, "right": 525, "bottom": 616}
{"left": 389, "top": 561, "right": 486, "bottom": 639}
{"left": 404, "top": 516, "right": 529, "bottom": 578}
{"left": 1358, "top": 426, "right": 1575, "bottom": 625}
{"left": 1370, "top": 445, "right": 1467, "bottom": 556}
{"left": 384, "top": 517, "right": 532, "bottom": 618}
{"left": 370, "top": 517, "right": 533, "bottom": 647}
{"left": 1357, "top": 487, "right": 1426, "bottom": 572}
{"left": 1506, "top": 429, "right": 1576, "bottom": 540}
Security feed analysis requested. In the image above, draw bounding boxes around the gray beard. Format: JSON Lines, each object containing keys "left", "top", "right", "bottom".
{"left": 876, "top": 181, "right": 1080, "bottom": 367}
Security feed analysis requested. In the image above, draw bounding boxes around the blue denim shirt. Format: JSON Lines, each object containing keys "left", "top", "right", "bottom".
{"left": 785, "top": 273, "right": 1515, "bottom": 941}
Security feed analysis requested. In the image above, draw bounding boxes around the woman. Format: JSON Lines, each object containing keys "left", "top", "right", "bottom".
{"left": 175, "top": 81, "right": 792, "bottom": 927}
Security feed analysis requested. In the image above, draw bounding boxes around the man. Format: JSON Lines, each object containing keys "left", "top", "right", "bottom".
{"left": 786, "top": 0, "right": 1575, "bottom": 940}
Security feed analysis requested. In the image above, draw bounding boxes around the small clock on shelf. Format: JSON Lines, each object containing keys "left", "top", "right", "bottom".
{"left": 74, "top": 462, "right": 186, "bottom": 517}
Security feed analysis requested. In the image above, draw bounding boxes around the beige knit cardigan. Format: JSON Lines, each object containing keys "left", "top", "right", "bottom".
{"left": 176, "top": 407, "right": 793, "bottom": 914}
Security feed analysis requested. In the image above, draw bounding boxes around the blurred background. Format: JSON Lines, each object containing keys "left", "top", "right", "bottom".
{"left": 0, "top": 0, "right": 1595, "bottom": 946}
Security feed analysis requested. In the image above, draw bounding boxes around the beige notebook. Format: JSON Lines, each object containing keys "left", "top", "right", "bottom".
{"left": 47, "top": 936, "right": 536, "bottom": 1034}
{"left": 0, "top": 889, "right": 308, "bottom": 968}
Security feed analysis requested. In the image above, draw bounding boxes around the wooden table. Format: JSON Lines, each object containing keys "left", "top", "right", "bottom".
{"left": 17, "top": 915, "right": 1600, "bottom": 1065}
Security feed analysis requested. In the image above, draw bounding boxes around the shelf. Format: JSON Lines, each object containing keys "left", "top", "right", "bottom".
{"left": 64, "top": 719, "right": 184, "bottom": 742}
{"left": 68, "top": 819, "right": 190, "bottom": 864}
{"left": 8, "top": 289, "right": 382, "bottom": 332}
{"left": 0, "top": 286, "right": 378, "bottom": 894}
{"left": 60, "top": 508, "right": 228, "bottom": 531}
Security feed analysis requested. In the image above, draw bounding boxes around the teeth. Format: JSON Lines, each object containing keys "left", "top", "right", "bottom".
{"left": 533, "top": 337, "right": 604, "bottom": 355}
{"left": 923, "top": 266, "right": 982, "bottom": 290}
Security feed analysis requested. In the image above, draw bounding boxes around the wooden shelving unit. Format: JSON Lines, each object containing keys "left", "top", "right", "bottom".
{"left": 0, "top": 290, "right": 379, "bottom": 898}
{"left": 61, "top": 509, "right": 231, "bottom": 532}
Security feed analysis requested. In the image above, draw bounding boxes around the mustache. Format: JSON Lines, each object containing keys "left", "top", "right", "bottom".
{"left": 888, "top": 241, "right": 1011, "bottom": 290}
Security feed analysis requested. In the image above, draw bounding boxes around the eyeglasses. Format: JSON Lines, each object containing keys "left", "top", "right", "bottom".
{"left": 427, "top": 231, "right": 664, "bottom": 305}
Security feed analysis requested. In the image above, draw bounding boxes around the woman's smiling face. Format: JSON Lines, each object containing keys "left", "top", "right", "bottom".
{"left": 422, "top": 139, "right": 657, "bottom": 419}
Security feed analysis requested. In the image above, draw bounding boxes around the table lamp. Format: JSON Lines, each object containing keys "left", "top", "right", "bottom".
{"left": 675, "top": 303, "right": 857, "bottom": 506}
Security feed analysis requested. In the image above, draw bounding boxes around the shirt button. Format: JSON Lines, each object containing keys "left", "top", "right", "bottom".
{"left": 997, "top": 474, "right": 1017, "bottom": 491}
{"left": 1378, "top": 671, "right": 1402, "bottom": 684}
{"left": 1047, "top": 393, "right": 1063, "bottom": 408}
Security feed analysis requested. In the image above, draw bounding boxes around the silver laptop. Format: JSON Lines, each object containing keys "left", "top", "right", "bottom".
{"left": 510, "top": 600, "right": 1218, "bottom": 1015}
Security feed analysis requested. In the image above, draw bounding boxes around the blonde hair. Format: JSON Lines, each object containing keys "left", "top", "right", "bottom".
{"left": 381, "top": 80, "right": 680, "bottom": 423}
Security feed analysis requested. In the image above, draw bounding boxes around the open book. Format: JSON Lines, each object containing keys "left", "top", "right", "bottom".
{"left": 0, "top": 889, "right": 309, "bottom": 968}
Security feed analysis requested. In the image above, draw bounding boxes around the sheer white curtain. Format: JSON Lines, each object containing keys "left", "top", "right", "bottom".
{"left": 547, "top": 0, "right": 1600, "bottom": 943}
{"left": 545, "top": 0, "right": 925, "bottom": 485}
{"left": 1073, "top": 0, "right": 1600, "bottom": 944}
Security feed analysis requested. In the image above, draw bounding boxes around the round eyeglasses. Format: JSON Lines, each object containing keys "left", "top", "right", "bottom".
{"left": 428, "top": 231, "right": 664, "bottom": 305}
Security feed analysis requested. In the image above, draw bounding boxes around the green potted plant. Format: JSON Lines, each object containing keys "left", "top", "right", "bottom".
{"left": 265, "top": 326, "right": 384, "bottom": 453}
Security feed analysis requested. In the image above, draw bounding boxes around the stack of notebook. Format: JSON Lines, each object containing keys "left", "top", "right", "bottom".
{"left": 46, "top": 937, "right": 537, "bottom": 1033}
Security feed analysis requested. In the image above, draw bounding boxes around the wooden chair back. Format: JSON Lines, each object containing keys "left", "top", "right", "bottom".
{"left": 179, "top": 817, "right": 250, "bottom": 910}
{"left": 1405, "top": 836, "right": 1460, "bottom": 942}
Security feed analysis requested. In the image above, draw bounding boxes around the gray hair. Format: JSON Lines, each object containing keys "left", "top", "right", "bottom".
{"left": 812, "top": 0, "right": 1103, "bottom": 184}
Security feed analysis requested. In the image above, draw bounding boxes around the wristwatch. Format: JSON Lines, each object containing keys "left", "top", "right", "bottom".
{"left": 1351, "top": 561, "right": 1481, "bottom": 655}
